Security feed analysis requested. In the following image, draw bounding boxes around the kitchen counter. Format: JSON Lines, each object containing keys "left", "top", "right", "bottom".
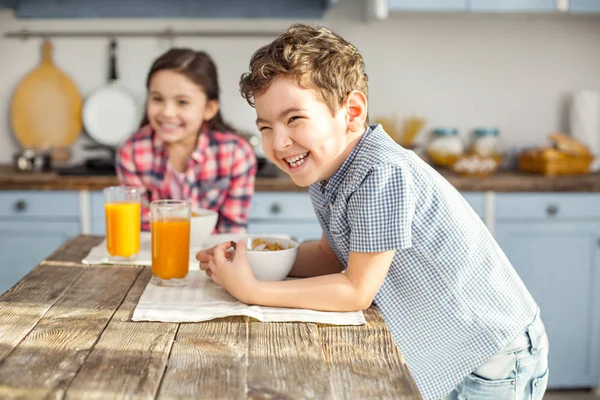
{"left": 0, "top": 235, "right": 421, "bottom": 399}
{"left": 1, "top": 165, "right": 600, "bottom": 192}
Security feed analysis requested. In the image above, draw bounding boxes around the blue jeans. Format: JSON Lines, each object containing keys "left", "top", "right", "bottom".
{"left": 442, "top": 312, "right": 549, "bottom": 400}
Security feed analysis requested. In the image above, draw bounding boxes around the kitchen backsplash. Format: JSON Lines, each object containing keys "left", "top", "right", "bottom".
{"left": 1, "top": 0, "right": 599, "bottom": 165}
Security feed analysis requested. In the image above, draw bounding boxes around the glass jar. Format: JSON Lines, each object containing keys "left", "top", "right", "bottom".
{"left": 427, "top": 128, "right": 465, "bottom": 167}
{"left": 472, "top": 128, "right": 502, "bottom": 159}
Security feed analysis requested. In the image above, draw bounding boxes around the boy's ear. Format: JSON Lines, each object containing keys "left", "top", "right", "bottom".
{"left": 344, "top": 90, "right": 367, "bottom": 131}
{"left": 204, "top": 99, "right": 220, "bottom": 121}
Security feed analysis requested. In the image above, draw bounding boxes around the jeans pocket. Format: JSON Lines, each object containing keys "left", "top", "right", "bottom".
{"left": 531, "top": 368, "right": 549, "bottom": 400}
{"left": 467, "top": 372, "right": 516, "bottom": 387}
{"left": 460, "top": 373, "right": 516, "bottom": 399}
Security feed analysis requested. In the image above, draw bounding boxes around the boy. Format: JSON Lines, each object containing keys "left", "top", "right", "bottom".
{"left": 197, "top": 24, "right": 549, "bottom": 399}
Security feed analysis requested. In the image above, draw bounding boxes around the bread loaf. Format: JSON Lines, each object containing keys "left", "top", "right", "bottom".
{"left": 549, "top": 132, "right": 591, "bottom": 156}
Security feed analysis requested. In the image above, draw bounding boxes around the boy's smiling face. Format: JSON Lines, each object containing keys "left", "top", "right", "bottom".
{"left": 254, "top": 77, "right": 361, "bottom": 187}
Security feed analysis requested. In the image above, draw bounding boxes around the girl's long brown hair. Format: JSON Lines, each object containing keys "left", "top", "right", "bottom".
{"left": 140, "top": 48, "right": 238, "bottom": 133}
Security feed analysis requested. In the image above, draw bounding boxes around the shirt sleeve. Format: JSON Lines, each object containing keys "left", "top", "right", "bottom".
{"left": 115, "top": 142, "right": 152, "bottom": 231}
{"left": 217, "top": 140, "right": 257, "bottom": 233}
{"left": 347, "top": 164, "right": 415, "bottom": 252}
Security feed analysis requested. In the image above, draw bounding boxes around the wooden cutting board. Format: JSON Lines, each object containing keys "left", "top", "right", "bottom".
{"left": 10, "top": 40, "right": 82, "bottom": 151}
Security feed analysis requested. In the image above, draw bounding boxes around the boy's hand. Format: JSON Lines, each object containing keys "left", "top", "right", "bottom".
{"left": 196, "top": 245, "right": 216, "bottom": 277}
{"left": 196, "top": 243, "right": 237, "bottom": 277}
{"left": 206, "top": 240, "right": 258, "bottom": 303}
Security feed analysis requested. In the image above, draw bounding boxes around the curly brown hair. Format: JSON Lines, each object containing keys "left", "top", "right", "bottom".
{"left": 239, "top": 24, "right": 368, "bottom": 119}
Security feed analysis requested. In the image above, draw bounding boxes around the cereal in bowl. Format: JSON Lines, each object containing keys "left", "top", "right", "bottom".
{"left": 251, "top": 238, "right": 293, "bottom": 251}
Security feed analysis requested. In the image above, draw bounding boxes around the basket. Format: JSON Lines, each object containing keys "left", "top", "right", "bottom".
{"left": 518, "top": 149, "right": 593, "bottom": 176}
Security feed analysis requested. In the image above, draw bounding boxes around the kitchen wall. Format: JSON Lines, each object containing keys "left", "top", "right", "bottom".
{"left": 1, "top": 0, "right": 599, "bottom": 164}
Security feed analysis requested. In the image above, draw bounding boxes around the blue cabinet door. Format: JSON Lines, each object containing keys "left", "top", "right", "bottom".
{"left": 14, "top": 0, "right": 329, "bottom": 18}
{"left": 91, "top": 191, "right": 105, "bottom": 235}
{"left": 570, "top": 0, "right": 600, "bottom": 13}
{"left": 460, "top": 192, "right": 485, "bottom": 218}
{"left": 495, "top": 221, "right": 600, "bottom": 389}
{"left": 388, "top": 0, "right": 468, "bottom": 11}
{"left": 0, "top": 221, "right": 80, "bottom": 295}
{"left": 470, "top": 0, "right": 556, "bottom": 12}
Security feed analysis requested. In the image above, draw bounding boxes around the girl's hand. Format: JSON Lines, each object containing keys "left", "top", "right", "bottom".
{"left": 207, "top": 240, "right": 258, "bottom": 303}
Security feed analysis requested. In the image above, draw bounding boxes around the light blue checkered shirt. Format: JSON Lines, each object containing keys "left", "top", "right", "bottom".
{"left": 309, "top": 125, "right": 538, "bottom": 400}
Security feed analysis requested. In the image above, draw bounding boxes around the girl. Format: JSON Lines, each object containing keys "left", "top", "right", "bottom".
{"left": 116, "top": 48, "right": 257, "bottom": 232}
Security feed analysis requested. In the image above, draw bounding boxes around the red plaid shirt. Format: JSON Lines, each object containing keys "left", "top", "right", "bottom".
{"left": 116, "top": 125, "right": 257, "bottom": 233}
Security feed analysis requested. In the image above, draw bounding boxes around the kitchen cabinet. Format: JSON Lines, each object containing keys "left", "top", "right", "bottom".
{"left": 0, "top": 191, "right": 80, "bottom": 295}
{"left": 8, "top": 0, "right": 332, "bottom": 19}
{"left": 248, "top": 191, "right": 485, "bottom": 243}
{"left": 0, "top": 0, "right": 15, "bottom": 9}
{"left": 495, "top": 193, "right": 600, "bottom": 389}
{"left": 90, "top": 191, "right": 106, "bottom": 235}
{"left": 569, "top": 0, "right": 600, "bottom": 13}
{"left": 92, "top": 190, "right": 483, "bottom": 243}
{"left": 91, "top": 191, "right": 324, "bottom": 241}
{"left": 470, "top": 0, "right": 557, "bottom": 12}
{"left": 248, "top": 192, "right": 322, "bottom": 242}
{"left": 388, "top": 0, "right": 469, "bottom": 12}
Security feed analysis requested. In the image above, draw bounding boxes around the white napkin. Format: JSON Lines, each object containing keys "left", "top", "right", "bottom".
{"left": 131, "top": 270, "right": 366, "bottom": 325}
{"left": 82, "top": 232, "right": 198, "bottom": 267}
{"left": 82, "top": 232, "right": 293, "bottom": 267}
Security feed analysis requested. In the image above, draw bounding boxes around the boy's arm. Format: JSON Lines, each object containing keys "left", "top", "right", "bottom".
{"left": 288, "top": 234, "right": 345, "bottom": 278}
{"left": 248, "top": 249, "right": 395, "bottom": 312}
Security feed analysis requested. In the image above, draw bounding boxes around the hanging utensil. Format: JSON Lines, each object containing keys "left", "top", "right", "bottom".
{"left": 10, "top": 39, "right": 83, "bottom": 156}
{"left": 82, "top": 38, "right": 139, "bottom": 148}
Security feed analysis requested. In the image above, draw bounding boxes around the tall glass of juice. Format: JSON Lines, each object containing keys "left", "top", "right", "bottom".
{"left": 104, "top": 186, "right": 141, "bottom": 262}
{"left": 150, "top": 199, "right": 191, "bottom": 286}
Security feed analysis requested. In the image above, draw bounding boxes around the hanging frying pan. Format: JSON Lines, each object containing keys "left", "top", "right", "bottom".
{"left": 82, "top": 39, "right": 139, "bottom": 148}
{"left": 10, "top": 39, "right": 82, "bottom": 154}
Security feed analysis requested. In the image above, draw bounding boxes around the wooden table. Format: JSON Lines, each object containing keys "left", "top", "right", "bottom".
{"left": 0, "top": 235, "right": 421, "bottom": 399}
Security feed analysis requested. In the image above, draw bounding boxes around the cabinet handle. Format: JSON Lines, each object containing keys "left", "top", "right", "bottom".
{"left": 546, "top": 204, "right": 559, "bottom": 216}
{"left": 270, "top": 203, "right": 282, "bottom": 215}
{"left": 14, "top": 200, "right": 27, "bottom": 212}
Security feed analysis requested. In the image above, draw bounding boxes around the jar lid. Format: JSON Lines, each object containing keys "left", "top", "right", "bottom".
{"left": 474, "top": 128, "right": 499, "bottom": 137}
{"left": 433, "top": 128, "right": 458, "bottom": 136}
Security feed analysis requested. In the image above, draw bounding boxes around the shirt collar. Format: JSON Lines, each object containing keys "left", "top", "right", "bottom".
{"left": 191, "top": 128, "right": 209, "bottom": 164}
{"left": 150, "top": 125, "right": 209, "bottom": 166}
{"left": 318, "top": 125, "right": 376, "bottom": 199}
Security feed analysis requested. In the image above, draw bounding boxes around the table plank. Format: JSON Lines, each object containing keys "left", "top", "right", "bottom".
{"left": 0, "top": 265, "right": 85, "bottom": 363}
{"left": 42, "top": 235, "right": 104, "bottom": 266}
{"left": 157, "top": 317, "right": 248, "bottom": 399}
{"left": 65, "top": 268, "right": 177, "bottom": 400}
{"left": 247, "top": 321, "right": 331, "bottom": 399}
{"left": 320, "top": 307, "right": 422, "bottom": 400}
{"left": 0, "top": 266, "right": 141, "bottom": 399}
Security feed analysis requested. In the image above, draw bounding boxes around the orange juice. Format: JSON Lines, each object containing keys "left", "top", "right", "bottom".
{"left": 151, "top": 218, "right": 190, "bottom": 280}
{"left": 105, "top": 202, "right": 141, "bottom": 257}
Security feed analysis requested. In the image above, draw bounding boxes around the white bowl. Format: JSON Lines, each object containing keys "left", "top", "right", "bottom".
{"left": 190, "top": 208, "right": 218, "bottom": 248}
{"left": 226, "top": 235, "right": 299, "bottom": 281}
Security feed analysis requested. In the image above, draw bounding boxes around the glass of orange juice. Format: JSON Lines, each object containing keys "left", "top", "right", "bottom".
{"left": 150, "top": 199, "right": 191, "bottom": 286}
{"left": 104, "top": 186, "right": 141, "bottom": 262}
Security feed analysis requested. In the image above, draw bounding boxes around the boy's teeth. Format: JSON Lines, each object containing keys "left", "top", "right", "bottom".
{"left": 285, "top": 153, "right": 308, "bottom": 163}
{"left": 286, "top": 153, "right": 308, "bottom": 168}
